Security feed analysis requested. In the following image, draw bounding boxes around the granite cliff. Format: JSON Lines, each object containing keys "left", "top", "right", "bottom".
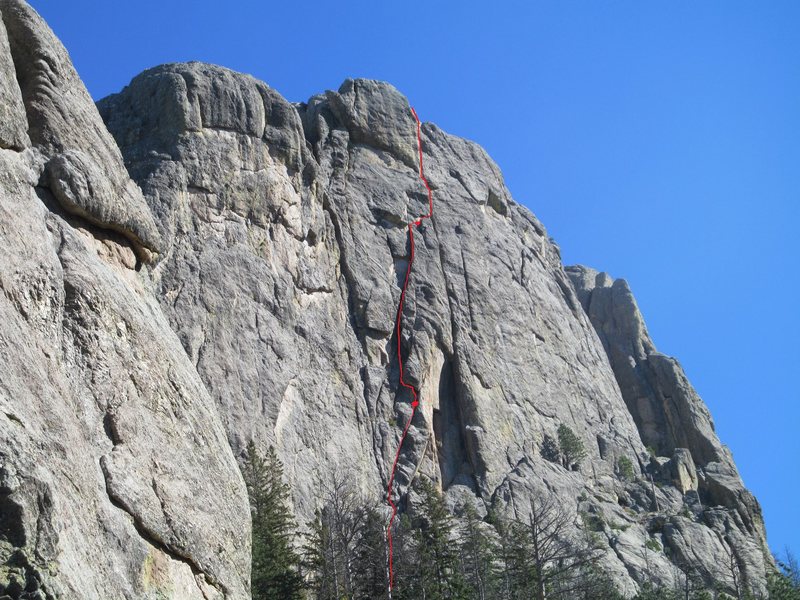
{"left": 0, "top": 1, "right": 769, "bottom": 597}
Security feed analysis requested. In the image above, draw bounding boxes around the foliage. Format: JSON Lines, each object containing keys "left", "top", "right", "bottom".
{"left": 350, "top": 505, "right": 390, "bottom": 598}
{"left": 767, "top": 550, "right": 800, "bottom": 600}
{"left": 408, "top": 478, "right": 468, "bottom": 599}
{"left": 303, "top": 473, "right": 387, "bottom": 599}
{"left": 458, "top": 502, "right": 501, "bottom": 599}
{"left": 617, "top": 455, "right": 635, "bottom": 480}
{"left": 494, "top": 494, "right": 605, "bottom": 600}
{"left": 634, "top": 583, "right": 680, "bottom": 599}
{"left": 580, "top": 510, "right": 605, "bottom": 533}
{"left": 557, "top": 424, "right": 587, "bottom": 468}
{"left": 295, "top": 466, "right": 800, "bottom": 600}
{"left": 241, "top": 441, "right": 304, "bottom": 600}
{"left": 541, "top": 433, "right": 561, "bottom": 463}
{"left": 645, "top": 537, "right": 663, "bottom": 553}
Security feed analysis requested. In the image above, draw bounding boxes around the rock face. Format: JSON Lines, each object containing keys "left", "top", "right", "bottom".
{"left": 0, "top": 2, "right": 249, "bottom": 598}
{"left": 566, "top": 265, "right": 769, "bottom": 589}
{"left": 0, "top": 2, "right": 770, "bottom": 597}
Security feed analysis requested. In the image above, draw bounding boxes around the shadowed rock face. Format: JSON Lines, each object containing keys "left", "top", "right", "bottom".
{"left": 566, "top": 265, "right": 769, "bottom": 587}
{"left": 565, "top": 265, "right": 726, "bottom": 463}
{"left": 0, "top": 1, "right": 770, "bottom": 597}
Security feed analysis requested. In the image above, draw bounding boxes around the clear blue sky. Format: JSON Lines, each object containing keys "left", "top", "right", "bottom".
{"left": 29, "top": 1, "right": 799, "bottom": 555}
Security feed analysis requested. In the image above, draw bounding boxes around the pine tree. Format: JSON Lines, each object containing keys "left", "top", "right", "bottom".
{"left": 572, "top": 566, "right": 625, "bottom": 599}
{"left": 507, "top": 518, "right": 538, "bottom": 598}
{"left": 241, "top": 441, "right": 304, "bottom": 600}
{"left": 411, "top": 478, "right": 468, "bottom": 600}
{"left": 488, "top": 511, "right": 511, "bottom": 599}
{"left": 617, "top": 455, "right": 635, "bottom": 481}
{"left": 489, "top": 492, "right": 603, "bottom": 600}
{"left": 541, "top": 434, "right": 561, "bottom": 464}
{"left": 557, "top": 424, "right": 586, "bottom": 469}
{"left": 351, "top": 505, "right": 391, "bottom": 599}
{"left": 303, "top": 474, "right": 392, "bottom": 600}
{"left": 303, "top": 510, "right": 337, "bottom": 600}
{"left": 391, "top": 513, "right": 425, "bottom": 600}
{"left": 635, "top": 583, "right": 680, "bottom": 600}
{"left": 459, "top": 503, "right": 500, "bottom": 600}
{"left": 305, "top": 502, "right": 375, "bottom": 600}
{"left": 767, "top": 550, "right": 800, "bottom": 600}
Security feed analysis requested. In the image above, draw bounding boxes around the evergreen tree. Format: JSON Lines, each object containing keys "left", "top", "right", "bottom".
{"left": 303, "top": 510, "right": 337, "bottom": 600}
{"left": 617, "top": 455, "right": 635, "bottom": 481}
{"left": 490, "top": 493, "right": 602, "bottom": 600}
{"left": 241, "top": 441, "right": 304, "bottom": 600}
{"left": 634, "top": 583, "right": 680, "bottom": 600}
{"left": 390, "top": 513, "right": 423, "bottom": 600}
{"left": 572, "top": 566, "right": 625, "bottom": 599}
{"left": 459, "top": 503, "right": 501, "bottom": 600}
{"left": 506, "top": 518, "right": 538, "bottom": 598}
{"left": 303, "top": 473, "right": 378, "bottom": 600}
{"left": 767, "top": 550, "right": 800, "bottom": 600}
{"left": 411, "top": 478, "right": 469, "bottom": 599}
{"left": 557, "top": 424, "right": 587, "bottom": 469}
{"left": 487, "top": 508, "right": 522, "bottom": 600}
{"left": 351, "top": 505, "right": 392, "bottom": 599}
{"left": 541, "top": 434, "right": 561, "bottom": 464}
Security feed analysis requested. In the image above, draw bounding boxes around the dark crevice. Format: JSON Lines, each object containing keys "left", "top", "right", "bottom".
{"left": 102, "top": 412, "right": 121, "bottom": 446}
{"left": 433, "top": 356, "right": 476, "bottom": 492}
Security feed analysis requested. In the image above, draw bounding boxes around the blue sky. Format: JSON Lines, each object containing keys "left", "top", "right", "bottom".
{"left": 29, "top": 1, "right": 799, "bottom": 554}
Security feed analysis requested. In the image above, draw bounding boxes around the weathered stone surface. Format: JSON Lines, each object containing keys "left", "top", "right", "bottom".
{"left": 565, "top": 265, "right": 723, "bottom": 463}
{"left": 98, "top": 63, "right": 373, "bottom": 523}
{"left": 0, "top": 3, "right": 250, "bottom": 598}
{"left": 567, "top": 264, "right": 769, "bottom": 592}
{"left": 0, "top": 0, "right": 161, "bottom": 257}
{"left": 323, "top": 78, "right": 419, "bottom": 169}
{"left": 0, "top": 14, "right": 27, "bottom": 150}
{"left": 670, "top": 448, "right": 698, "bottom": 494}
{"left": 104, "top": 63, "right": 642, "bottom": 502}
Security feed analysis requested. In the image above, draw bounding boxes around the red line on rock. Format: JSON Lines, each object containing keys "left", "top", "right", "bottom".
{"left": 386, "top": 107, "right": 433, "bottom": 591}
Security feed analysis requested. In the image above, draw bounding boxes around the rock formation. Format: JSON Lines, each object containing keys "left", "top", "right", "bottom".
{"left": 0, "top": 1, "right": 770, "bottom": 597}
{"left": 566, "top": 265, "right": 769, "bottom": 588}
{"left": 0, "top": 1, "right": 249, "bottom": 597}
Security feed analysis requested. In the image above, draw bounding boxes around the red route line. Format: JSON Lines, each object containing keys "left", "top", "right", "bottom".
{"left": 386, "top": 106, "right": 433, "bottom": 591}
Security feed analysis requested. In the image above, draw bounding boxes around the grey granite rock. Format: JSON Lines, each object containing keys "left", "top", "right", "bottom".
{"left": 324, "top": 78, "right": 419, "bottom": 169}
{"left": 565, "top": 265, "right": 723, "bottom": 463}
{"left": 0, "top": 3, "right": 250, "bottom": 598}
{"left": 566, "top": 264, "right": 769, "bottom": 593}
{"left": 669, "top": 448, "right": 698, "bottom": 494}
{"left": 0, "top": 14, "right": 27, "bottom": 150}
{"left": 0, "top": 0, "right": 162, "bottom": 258}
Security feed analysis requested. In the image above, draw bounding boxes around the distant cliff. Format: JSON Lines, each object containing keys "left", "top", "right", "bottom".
{"left": 0, "top": 1, "right": 769, "bottom": 597}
